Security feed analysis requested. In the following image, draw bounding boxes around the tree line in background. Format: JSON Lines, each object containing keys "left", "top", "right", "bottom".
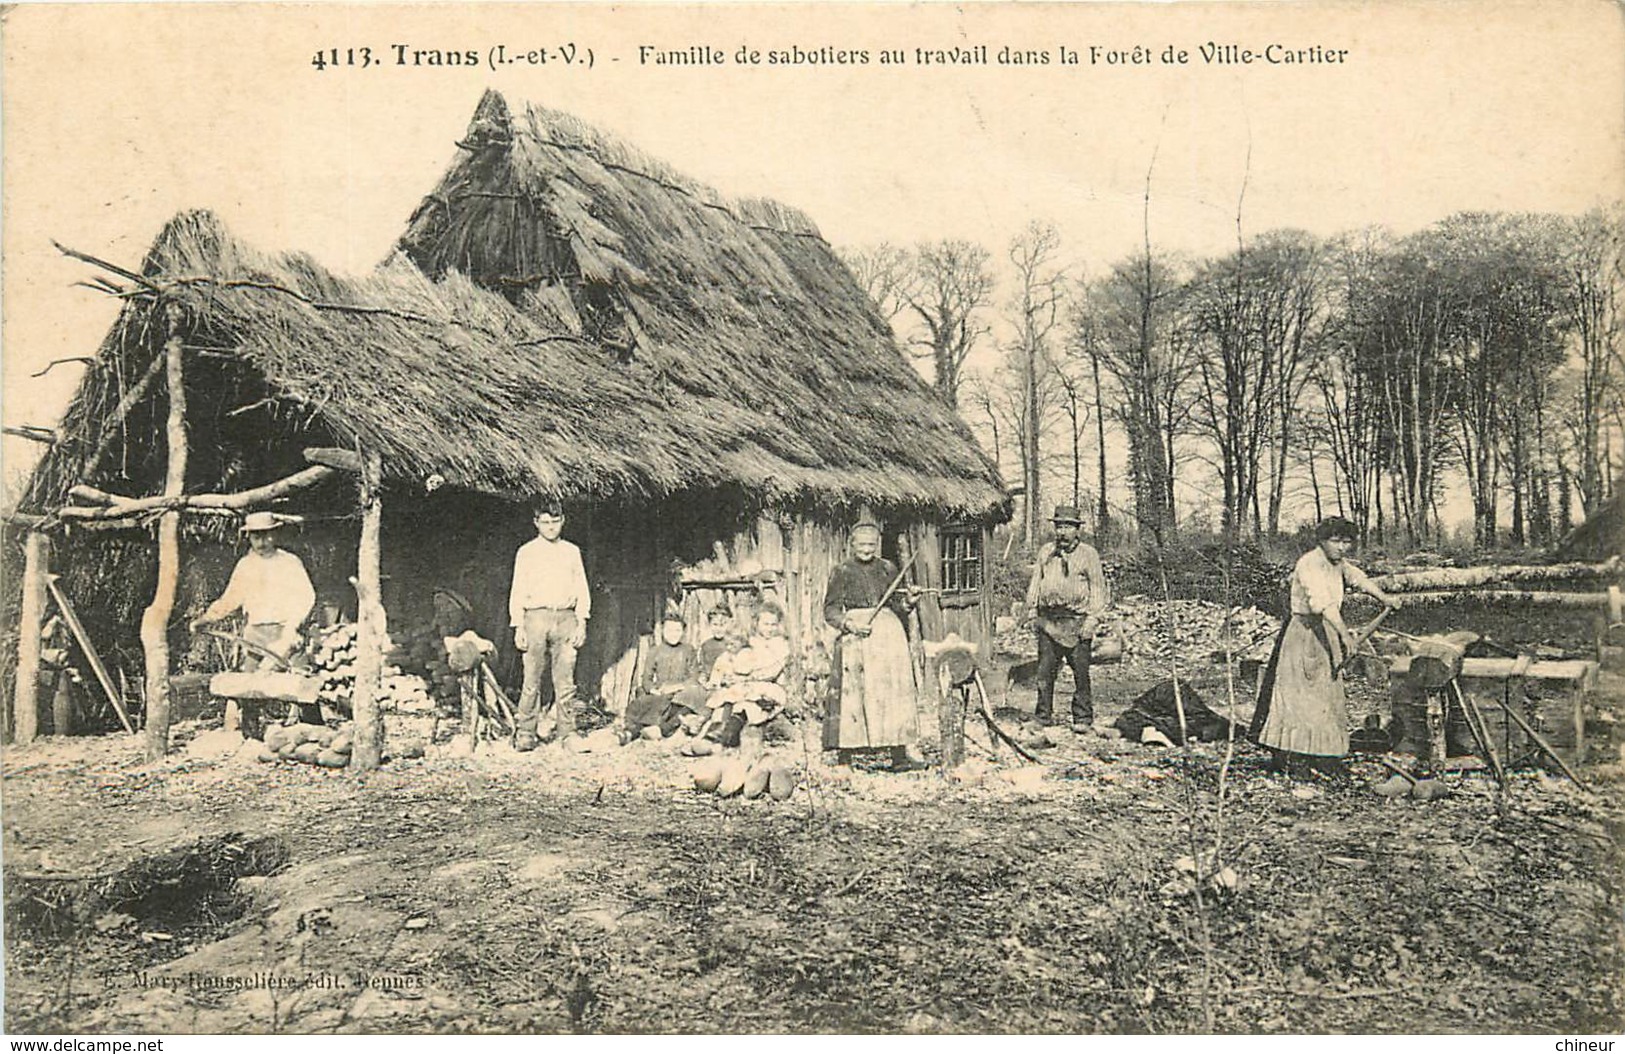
{"left": 845, "top": 206, "right": 1625, "bottom": 551}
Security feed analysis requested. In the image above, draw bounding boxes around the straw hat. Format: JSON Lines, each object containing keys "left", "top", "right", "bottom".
{"left": 240, "top": 511, "right": 281, "bottom": 533}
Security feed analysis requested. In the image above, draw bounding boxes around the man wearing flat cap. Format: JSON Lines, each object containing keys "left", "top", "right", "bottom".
{"left": 190, "top": 511, "right": 316, "bottom": 670}
{"left": 1023, "top": 505, "right": 1110, "bottom": 732}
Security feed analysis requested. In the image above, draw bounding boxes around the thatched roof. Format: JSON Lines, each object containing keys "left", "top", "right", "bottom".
{"left": 25, "top": 92, "right": 1006, "bottom": 521}
{"left": 1556, "top": 491, "right": 1624, "bottom": 561}
{"left": 395, "top": 90, "right": 1006, "bottom": 517}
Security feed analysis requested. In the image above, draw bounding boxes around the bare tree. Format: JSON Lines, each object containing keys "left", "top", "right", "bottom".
{"left": 1365, "top": 234, "right": 1458, "bottom": 544}
{"left": 903, "top": 241, "right": 995, "bottom": 408}
{"left": 1557, "top": 206, "right": 1625, "bottom": 519}
{"left": 1007, "top": 221, "right": 1068, "bottom": 546}
{"left": 1065, "top": 282, "right": 1116, "bottom": 539}
{"left": 1188, "top": 230, "right": 1328, "bottom": 538}
{"left": 1046, "top": 349, "right": 1092, "bottom": 509}
{"left": 962, "top": 370, "right": 1013, "bottom": 472}
{"left": 841, "top": 242, "right": 911, "bottom": 325}
{"left": 1081, "top": 253, "right": 1194, "bottom": 544}
{"left": 1312, "top": 232, "right": 1390, "bottom": 543}
{"left": 842, "top": 239, "right": 994, "bottom": 408}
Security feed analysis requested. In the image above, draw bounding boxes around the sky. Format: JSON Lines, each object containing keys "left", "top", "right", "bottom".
{"left": 3, "top": 1, "right": 1622, "bottom": 526}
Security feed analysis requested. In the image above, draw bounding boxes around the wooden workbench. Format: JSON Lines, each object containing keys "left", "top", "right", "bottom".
{"left": 1387, "top": 655, "right": 1599, "bottom": 768}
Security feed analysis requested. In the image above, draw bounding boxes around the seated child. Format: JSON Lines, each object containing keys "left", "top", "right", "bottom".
{"left": 699, "top": 603, "right": 792, "bottom": 746}
{"left": 624, "top": 605, "right": 707, "bottom": 739}
{"left": 678, "top": 631, "right": 746, "bottom": 736}
{"left": 697, "top": 603, "right": 734, "bottom": 682}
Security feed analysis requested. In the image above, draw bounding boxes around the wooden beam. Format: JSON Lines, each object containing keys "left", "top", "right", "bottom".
{"left": 1502, "top": 703, "right": 1592, "bottom": 792}
{"left": 59, "top": 465, "right": 336, "bottom": 520}
{"left": 1387, "top": 655, "right": 1598, "bottom": 685}
{"left": 12, "top": 533, "right": 50, "bottom": 745}
{"left": 52, "top": 239, "right": 159, "bottom": 291}
{"left": 4, "top": 426, "right": 57, "bottom": 445}
{"left": 1392, "top": 589, "right": 1611, "bottom": 610}
{"left": 303, "top": 447, "right": 364, "bottom": 473}
{"left": 81, "top": 353, "right": 166, "bottom": 482}
{"left": 1376, "top": 558, "right": 1621, "bottom": 593}
{"left": 45, "top": 576, "right": 134, "bottom": 733}
{"left": 4, "top": 512, "right": 48, "bottom": 530}
{"left": 350, "top": 450, "right": 386, "bottom": 771}
{"left": 141, "top": 304, "right": 188, "bottom": 759}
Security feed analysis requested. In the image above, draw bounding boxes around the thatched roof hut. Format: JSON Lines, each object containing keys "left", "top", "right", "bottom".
{"left": 27, "top": 132, "right": 1005, "bottom": 516}
{"left": 393, "top": 89, "right": 1004, "bottom": 516}
{"left": 1557, "top": 492, "right": 1624, "bottom": 562}
{"left": 10, "top": 90, "right": 1006, "bottom": 740}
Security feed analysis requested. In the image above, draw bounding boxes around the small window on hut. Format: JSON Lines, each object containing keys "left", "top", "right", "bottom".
{"left": 939, "top": 525, "right": 984, "bottom": 595}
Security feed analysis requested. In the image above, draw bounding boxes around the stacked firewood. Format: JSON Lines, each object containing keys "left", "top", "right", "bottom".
{"left": 384, "top": 624, "right": 462, "bottom": 710}
{"left": 994, "top": 596, "right": 1280, "bottom": 666}
{"left": 310, "top": 621, "right": 460, "bottom": 716}
{"left": 311, "top": 623, "right": 358, "bottom": 708}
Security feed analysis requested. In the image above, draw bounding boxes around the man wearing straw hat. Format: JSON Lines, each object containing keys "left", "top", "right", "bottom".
{"left": 1024, "top": 504, "right": 1109, "bottom": 733}
{"left": 822, "top": 513, "right": 926, "bottom": 771}
{"left": 190, "top": 511, "right": 316, "bottom": 671}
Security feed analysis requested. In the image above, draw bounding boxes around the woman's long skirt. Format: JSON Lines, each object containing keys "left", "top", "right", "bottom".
{"left": 1249, "top": 613, "right": 1349, "bottom": 758}
{"left": 825, "top": 608, "right": 918, "bottom": 750}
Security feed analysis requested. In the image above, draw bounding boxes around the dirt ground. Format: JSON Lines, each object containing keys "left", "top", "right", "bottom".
{"left": 4, "top": 653, "right": 1623, "bottom": 1035}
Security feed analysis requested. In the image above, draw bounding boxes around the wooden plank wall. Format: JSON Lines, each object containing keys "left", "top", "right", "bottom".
{"left": 505, "top": 508, "right": 996, "bottom": 716}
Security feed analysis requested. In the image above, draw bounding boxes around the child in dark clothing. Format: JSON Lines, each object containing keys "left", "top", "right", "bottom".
{"left": 698, "top": 604, "right": 791, "bottom": 749}
{"left": 697, "top": 603, "right": 733, "bottom": 681}
{"left": 624, "top": 605, "right": 706, "bottom": 739}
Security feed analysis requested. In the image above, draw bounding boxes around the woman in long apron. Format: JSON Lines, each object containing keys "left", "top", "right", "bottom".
{"left": 822, "top": 517, "right": 925, "bottom": 771}
{"left": 1250, "top": 517, "right": 1399, "bottom": 776}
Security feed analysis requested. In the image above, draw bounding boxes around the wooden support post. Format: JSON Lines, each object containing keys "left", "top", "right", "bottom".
{"left": 1425, "top": 690, "right": 1447, "bottom": 766}
{"left": 350, "top": 451, "right": 386, "bottom": 771}
{"left": 941, "top": 685, "right": 967, "bottom": 769}
{"left": 142, "top": 305, "right": 187, "bottom": 760}
{"left": 779, "top": 519, "right": 804, "bottom": 706}
{"left": 12, "top": 532, "right": 50, "bottom": 745}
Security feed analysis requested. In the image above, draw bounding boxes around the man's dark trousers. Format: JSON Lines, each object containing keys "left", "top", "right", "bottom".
{"left": 1035, "top": 629, "right": 1093, "bottom": 725}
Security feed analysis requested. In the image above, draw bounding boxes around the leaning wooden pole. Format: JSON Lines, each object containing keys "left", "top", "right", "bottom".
{"left": 349, "top": 450, "right": 386, "bottom": 771}
{"left": 142, "top": 304, "right": 188, "bottom": 760}
{"left": 12, "top": 532, "right": 51, "bottom": 745}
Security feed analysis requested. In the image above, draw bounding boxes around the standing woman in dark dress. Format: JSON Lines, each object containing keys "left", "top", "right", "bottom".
{"left": 822, "top": 516, "right": 925, "bottom": 771}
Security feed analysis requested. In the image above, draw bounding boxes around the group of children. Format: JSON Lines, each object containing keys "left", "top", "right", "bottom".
{"left": 621, "top": 600, "right": 792, "bottom": 747}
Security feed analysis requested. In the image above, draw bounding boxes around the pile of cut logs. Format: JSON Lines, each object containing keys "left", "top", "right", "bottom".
{"left": 1374, "top": 557, "right": 1623, "bottom": 615}
{"left": 994, "top": 597, "right": 1280, "bottom": 667}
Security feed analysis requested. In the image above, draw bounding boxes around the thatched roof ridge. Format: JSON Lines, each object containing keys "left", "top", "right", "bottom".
{"left": 397, "top": 90, "right": 1008, "bottom": 518}
{"left": 488, "top": 100, "right": 824, "bottom": 240}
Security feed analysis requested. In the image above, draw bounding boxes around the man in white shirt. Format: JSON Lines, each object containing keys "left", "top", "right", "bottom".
{"left": 509, "top": 500, "right": 591, "bottom": 750}
{"left": 190, "top": 511, "right": 316, "bottom": 670}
